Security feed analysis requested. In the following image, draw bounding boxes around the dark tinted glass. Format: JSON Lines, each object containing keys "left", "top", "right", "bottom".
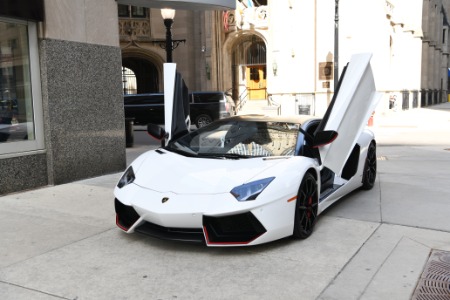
{"left": 118, "top": 5, "right": 129, "bottom": 17}
{"left": 192, "top": 93, "right": 224, "bottom": 103}
{"left": 131, "top": 6, "right": 147, "bottom": 18}
{"left": 124, "top": 94, "right": 164, "bottom": 104}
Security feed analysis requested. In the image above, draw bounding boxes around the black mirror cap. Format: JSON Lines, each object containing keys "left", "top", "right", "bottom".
{"left": 312, "top": 130, "right": 338, "bottom": 148}
{"left": 147, "top": 123, "right": 166, "bottom": 140}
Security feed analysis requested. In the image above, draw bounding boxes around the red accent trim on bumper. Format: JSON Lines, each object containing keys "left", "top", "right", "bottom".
{"left": 116, "top": 214, "right": 129, "bottom": 231}
{"left": 203, "top": 226, "right": 263, "bottom": 246}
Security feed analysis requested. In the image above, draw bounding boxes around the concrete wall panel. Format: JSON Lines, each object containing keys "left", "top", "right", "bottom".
{"left": 44, "top": 0, "right": 119, "bottom": 47}
{"left": 40, "top": 39, "right": 126, "bottom": 185}
{"left": 0, "top": 153, "right": 48, "bottom": 195}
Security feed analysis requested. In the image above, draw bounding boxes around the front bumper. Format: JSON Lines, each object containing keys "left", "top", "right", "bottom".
{"left": 115, "top": 198, "right": 266, "bottom": 245}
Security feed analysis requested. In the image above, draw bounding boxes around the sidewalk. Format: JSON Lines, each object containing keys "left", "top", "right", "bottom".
{"left": 371, "top": 101, "right": 450, "bottom": 146}
{"left": 320, "top": 102, "right": 450, "bottom": 299}
{"left": 0, "top": 103, "right": 449, "bottom": 299}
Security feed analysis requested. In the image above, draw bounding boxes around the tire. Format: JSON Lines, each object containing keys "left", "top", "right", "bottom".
{"left": 195, "top": 114, "right": 213, "bottom": 128}
{"left": 293, "top": 172, "right": 318, "bottom": 239}
{"left": 362, "top": 141, "right": 377, "bottom": 190}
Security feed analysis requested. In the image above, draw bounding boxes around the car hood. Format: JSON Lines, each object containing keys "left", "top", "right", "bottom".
{"left": 132, "top": 150, "right": 286, "bottom": 194}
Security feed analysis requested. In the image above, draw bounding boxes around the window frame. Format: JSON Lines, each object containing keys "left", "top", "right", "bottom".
{"left": 0, "top": 18, "right": 44, "bottom": 158}
{"left": 118, "top": 4, "right": 129, "bottom": 18}
{"left": 118, "top": 5, "right": 148, "bottom": 18}
{"left": 131, "top": 6, "right": 147, "bottom": 18}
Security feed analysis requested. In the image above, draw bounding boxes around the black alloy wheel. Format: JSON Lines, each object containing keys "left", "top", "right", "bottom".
{"left": 195, "top": 114, "right": 213, "bottom": 128}
{"left": 362, "top": 141, "right": 377, "bottom": 190}
{"left": 293, "top": 172, "right": 318, "bottom": 239}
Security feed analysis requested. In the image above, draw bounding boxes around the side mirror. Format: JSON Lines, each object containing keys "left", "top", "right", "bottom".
{"left": 312, "top": 130, "right": 338, "bottom": 148}
{"left": 147, "top": 123, "right": 166, "bottom": 141}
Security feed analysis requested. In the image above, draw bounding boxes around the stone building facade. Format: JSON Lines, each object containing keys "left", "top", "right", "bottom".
{"left": 0, "top": 0, "right": 125, "bottom": 195}
{"left": 120, "top": 0, "right": 450, "bottom": 116}
{"left": 212, "top": 0, "right": 450, "bottom": 115}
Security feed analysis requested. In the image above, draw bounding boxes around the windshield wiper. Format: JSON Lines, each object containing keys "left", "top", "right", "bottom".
{"left": 197, "top": 153, "right": 253, "bottom": 159}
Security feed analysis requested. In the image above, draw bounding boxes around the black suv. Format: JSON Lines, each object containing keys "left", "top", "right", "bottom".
{"left": 124, "top": 91, "right": 235, "bottom": 128}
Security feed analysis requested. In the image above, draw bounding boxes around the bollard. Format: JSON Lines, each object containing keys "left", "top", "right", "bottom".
{"left": 125, "top": 118, "right": 134, "bottom": 147}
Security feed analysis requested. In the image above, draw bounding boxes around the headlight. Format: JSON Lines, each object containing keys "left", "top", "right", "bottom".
{"left": 230, "top": 177, "right": 275, "bottom": 201}
{"left": 117, "top": 166, "right": 135, "bottom": 188}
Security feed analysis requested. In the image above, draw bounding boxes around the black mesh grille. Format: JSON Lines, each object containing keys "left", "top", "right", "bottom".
{"left": 203, "top": 212, "right": 266, "bottom": 244}
{"left": 114, "top": 198, "right": 140, "bottom": 230}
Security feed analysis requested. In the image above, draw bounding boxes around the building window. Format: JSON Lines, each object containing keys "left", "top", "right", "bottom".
{"left": 250, "top": 67, "right": 260, "bottom": 80}
{"left": 118, "top": 5, "right": 148, "bottom": 18}
{"left": 0, "top": 18, "right": 44, "bottom": 156}
{"left": 118, "top": 4, "right": 129, "bottom": 17}
{"left": 131, "top": 6, "right": 147, "bottom": 18}
{"left": 246, "top": 40, "right": 266, "bottom": 65}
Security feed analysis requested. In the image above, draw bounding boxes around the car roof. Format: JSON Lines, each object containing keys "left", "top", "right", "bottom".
{"left": 223, "top": 114, "right": 317, "bottom": 125}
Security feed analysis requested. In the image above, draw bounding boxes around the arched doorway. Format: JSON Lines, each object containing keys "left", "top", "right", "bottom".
{"left": 122, "top": 56, "right": 159, "bottom": 94}
{"left": 231, "top": 35, "right": 267, "bottom": 101}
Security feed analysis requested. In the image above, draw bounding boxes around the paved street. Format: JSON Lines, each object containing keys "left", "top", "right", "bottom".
{"left": 1, "top": 103, "right": 450, "bottom": 300}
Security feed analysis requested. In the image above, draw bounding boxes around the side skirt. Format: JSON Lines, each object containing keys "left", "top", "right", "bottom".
{"left": 319, "top": 184, "right": 343, "bottom": 203}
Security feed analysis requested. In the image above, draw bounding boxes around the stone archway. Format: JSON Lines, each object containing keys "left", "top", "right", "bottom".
{"left": 121, "top": 49, "right": 164, "bottom": 94}
{"left": 224, "top": 33, "right": 267, "bottom": 102}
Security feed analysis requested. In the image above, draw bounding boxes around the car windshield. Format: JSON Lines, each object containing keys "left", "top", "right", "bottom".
{"left": 166, "top": 119, "right": 300, "bottom": 158}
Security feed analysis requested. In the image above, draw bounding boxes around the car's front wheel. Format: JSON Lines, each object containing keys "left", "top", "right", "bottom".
{"left": 362, "top": 141, "right": 377, "bottom": 190}
{"left": 195, "top": 114, "right": 213, "bottom": 128}
{"left": 293, "top": 172, "right": 318, "bottom": 239}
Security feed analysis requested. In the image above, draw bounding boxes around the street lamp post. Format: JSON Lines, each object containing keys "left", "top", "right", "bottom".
{"left": 154, "top": 8, "right": 186, "bottom": 63}
{"left": 161, "top": 8, "right": 176, "bottom": 63}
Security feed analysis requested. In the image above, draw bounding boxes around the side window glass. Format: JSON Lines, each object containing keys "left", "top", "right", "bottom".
{"left": 194, "top": 93, "right": 223, "bottom": 103}
{"left": 193, "top": 94, "right": 201, "bottom": 103}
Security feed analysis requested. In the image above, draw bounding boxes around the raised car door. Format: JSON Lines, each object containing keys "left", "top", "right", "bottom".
{"left": 316, "top": 53, "right": 381, "bottom": 175}
{"left": 164, "top": 63, "right": 190, "bottom": 143}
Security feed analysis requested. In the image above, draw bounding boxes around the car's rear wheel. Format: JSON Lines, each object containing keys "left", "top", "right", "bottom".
{"left": 362, "top": 141, "right": 377, "bottom": 190}
{"left": 195, "top": 114, "right": 213, "bottom": 128}
{"left": 293, "top": 172, "right": 318, "bottom": 239}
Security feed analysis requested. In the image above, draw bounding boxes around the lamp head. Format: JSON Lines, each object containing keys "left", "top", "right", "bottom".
{"left": 161, "top": 8, "right": 176, "bottom": 20}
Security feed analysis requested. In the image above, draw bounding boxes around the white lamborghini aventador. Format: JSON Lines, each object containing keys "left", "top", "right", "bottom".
{"left": 114, "top": 53, "right": 381, "bottom": 246}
